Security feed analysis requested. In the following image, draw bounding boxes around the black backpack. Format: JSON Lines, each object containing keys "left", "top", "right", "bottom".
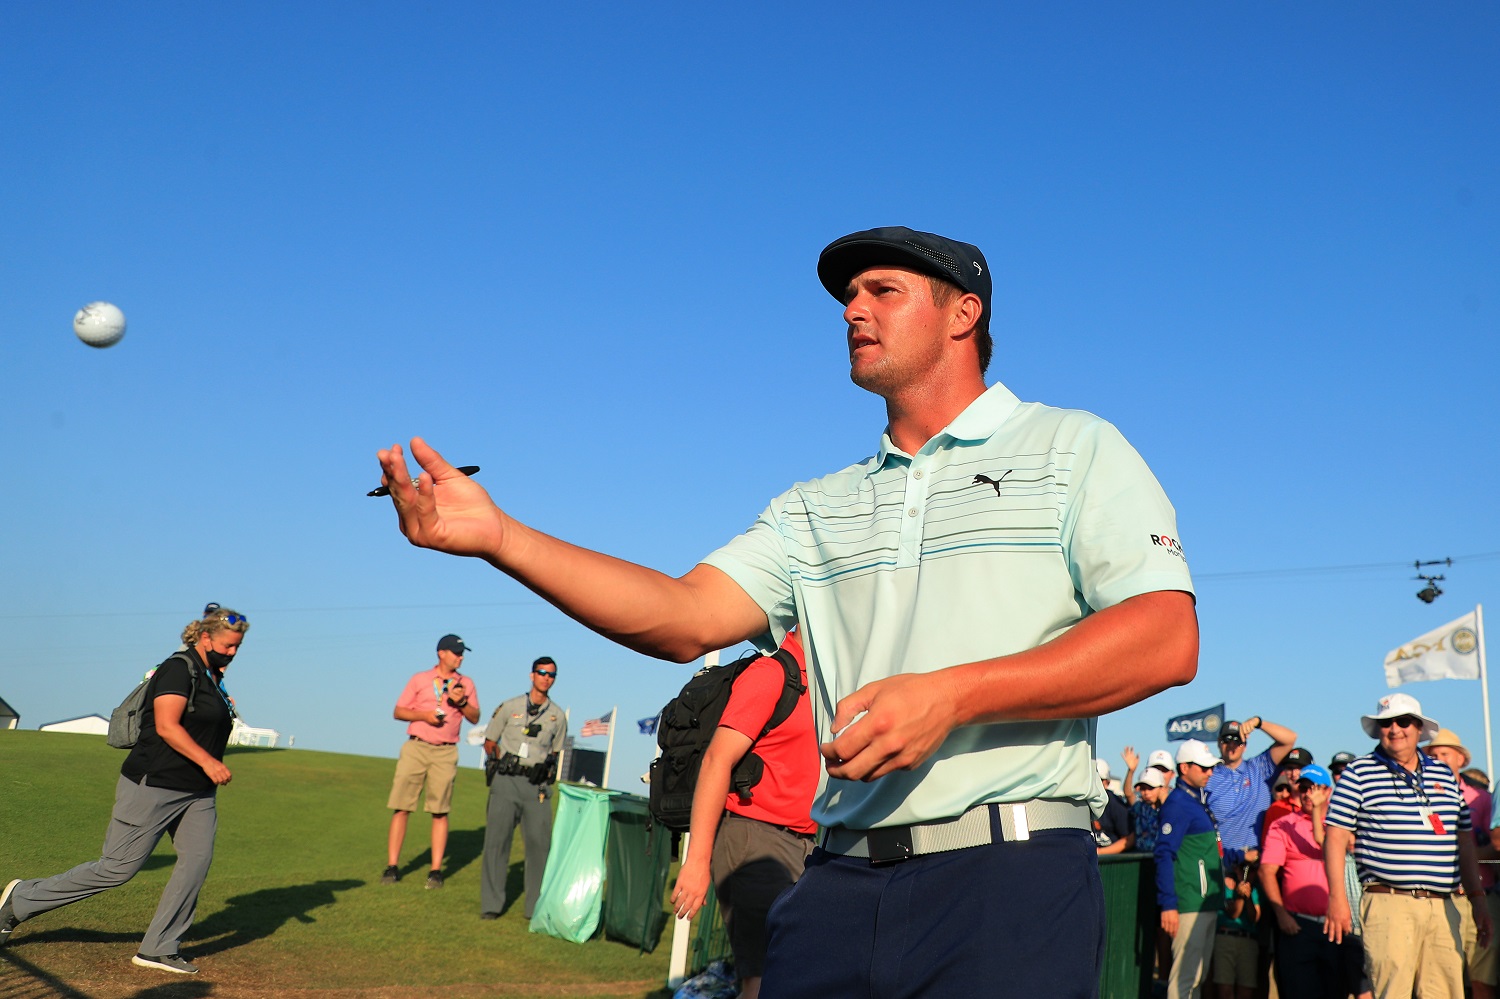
{"left": 647, "top": 646, "right": 805, "bottom": 832}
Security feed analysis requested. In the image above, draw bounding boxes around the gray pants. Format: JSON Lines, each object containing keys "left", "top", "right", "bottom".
{"left": 11, "top": 774, "right": 217, "bottom": 956}
{"left": 480, "top": 774, "right": 551, "bottom": 918}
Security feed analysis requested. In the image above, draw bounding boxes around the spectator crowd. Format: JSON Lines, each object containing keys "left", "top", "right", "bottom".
{"left": 1100, "top": 695, "right": 1496, "bottom": 999}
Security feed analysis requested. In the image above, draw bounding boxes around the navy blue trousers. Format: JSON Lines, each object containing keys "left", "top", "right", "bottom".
{"left": 760, "top": 828, "right": 1104, "bottom": 999}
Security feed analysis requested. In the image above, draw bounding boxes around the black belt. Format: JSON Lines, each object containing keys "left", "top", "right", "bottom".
{"left": 409, "top": 735, "right": 457, "bottom": 746}
{"left": 1218, "top": 927, "right": 1255, "bottom": 938}
{"left": 722, "top": 811, "right": 817, "bottom": 841}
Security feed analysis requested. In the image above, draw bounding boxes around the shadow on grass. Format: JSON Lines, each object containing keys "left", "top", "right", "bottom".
{"left": 130, "top": 982, "right": 213, "bottom": 999}
{"left": 0, "top": 948, "right": 91, "bottom": 997}
{"left": 10, "top": 879, "right": 364, "bottom": 960}
{"left": 186, "top": 879, "right": 363, "bottom": 957}
{"left": 398, "top": 826, "right": 484, "bottom": 880}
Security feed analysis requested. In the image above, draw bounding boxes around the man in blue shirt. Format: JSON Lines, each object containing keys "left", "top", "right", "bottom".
{"left": 1208, "top": 715, "right": 1298, "bottom": 858}
{"left": 374, "top": 226, "right": 1200, "bottom": 997}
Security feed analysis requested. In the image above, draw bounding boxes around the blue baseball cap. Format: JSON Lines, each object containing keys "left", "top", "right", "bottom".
{"left": 1297, "top": 764, "right": 1333, "bottom": 788}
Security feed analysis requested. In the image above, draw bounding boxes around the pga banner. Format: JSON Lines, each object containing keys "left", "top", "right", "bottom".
{"left": 1385, "top": 609, "right": 1482, "bottom": 687}
{"left": 1166, "top": 703, "right": 1226, "bottom": 743}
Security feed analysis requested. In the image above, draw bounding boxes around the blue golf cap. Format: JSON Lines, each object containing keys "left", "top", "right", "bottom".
{"left": 1297, "top": 764, "right": 1333, "bottom": 788}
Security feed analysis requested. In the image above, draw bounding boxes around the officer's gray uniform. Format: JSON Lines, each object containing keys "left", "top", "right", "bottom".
{"left": 480, "top": 693, "right": 567, "bottom": 918}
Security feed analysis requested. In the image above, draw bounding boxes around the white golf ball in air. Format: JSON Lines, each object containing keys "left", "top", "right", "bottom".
{"left": 73, "top": 301, "right": 127, "bottom": 348}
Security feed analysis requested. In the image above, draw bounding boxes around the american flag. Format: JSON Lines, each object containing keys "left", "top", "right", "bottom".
{"left": 580, "top": 709, "right": 613, "bottom": 737}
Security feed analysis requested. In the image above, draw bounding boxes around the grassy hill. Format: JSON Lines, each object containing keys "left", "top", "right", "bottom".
{"left": 0, "top": 731, "right": 674, "bottom": 998}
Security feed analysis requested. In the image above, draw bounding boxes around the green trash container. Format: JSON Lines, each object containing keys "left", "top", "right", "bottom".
{"left": 1098, "top": 852, "right": 1156, "bottom": 999}
{"left": 602, "top": 792, "right": 672, "bottom": 953}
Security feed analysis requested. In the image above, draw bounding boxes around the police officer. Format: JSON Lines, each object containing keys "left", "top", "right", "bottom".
{"left": 479, "top": 656, "right": 567, "bottom": 921}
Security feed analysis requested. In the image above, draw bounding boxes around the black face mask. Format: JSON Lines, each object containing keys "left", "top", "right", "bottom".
{"left": 205, "top": 649, "right": 234, "bottom": 671}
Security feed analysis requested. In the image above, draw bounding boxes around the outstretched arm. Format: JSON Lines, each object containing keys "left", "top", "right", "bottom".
{"left": 378, "top": 439, "right": 767, "bottom": 662}
{"left": 822, "top": 589, "right": 1198, "bottom": 781}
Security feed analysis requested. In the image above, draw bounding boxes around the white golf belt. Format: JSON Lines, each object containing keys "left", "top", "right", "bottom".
{"left": 821, "top": 799, "right": 1092, "bottom": 859}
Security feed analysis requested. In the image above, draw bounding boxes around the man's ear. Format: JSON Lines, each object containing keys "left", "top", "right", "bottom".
{"left": 949, "top": 292, "right": 983, "bottom": 340}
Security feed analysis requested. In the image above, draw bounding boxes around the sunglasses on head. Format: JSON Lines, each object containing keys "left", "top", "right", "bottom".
{"left": 533, "top": 668, "right": 557, "bottom": 678}
{"left": 1376, "top": 715, "right": 1421, "bottom": 730}
{"left": 218, "top": 613, "right": 246, "bottom": 626}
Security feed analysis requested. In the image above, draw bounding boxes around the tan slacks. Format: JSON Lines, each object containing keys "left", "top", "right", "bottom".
{"left": 1361, "top": 891, "right": 1464, "bottom": 999}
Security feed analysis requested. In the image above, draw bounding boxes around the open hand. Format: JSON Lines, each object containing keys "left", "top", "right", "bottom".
{"left": 377, "top": 439, "right": 510, "bottom": 560}
{"left": 821, "top": 672, "right": 960, "bottom": 782}
{"left": 671, "top": 860, "right": 711, "bottom": 921}
{"left": 1122, "top": 746, "right": 1140, "bottom": 772}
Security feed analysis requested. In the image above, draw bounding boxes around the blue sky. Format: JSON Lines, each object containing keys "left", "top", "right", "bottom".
{"left": 2, "top": 5, "right": 1497, "bottom": 795}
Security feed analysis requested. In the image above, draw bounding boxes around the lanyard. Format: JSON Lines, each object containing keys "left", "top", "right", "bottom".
{"left": 1375, "top": 747, "right": 1431, "bottom": 807}
{"left": 433, "top": 675, "right": 460, "bottom": 711}
{"left": 206, "top": 670, "right": 238, "bottom": 720}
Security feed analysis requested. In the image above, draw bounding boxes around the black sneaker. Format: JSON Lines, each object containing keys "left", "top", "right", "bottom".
{"left": 133, "top": 953, "right": 199, "bottom": 974}
{"left": 425, "top": 870, "right": 444, "bottom": 890}
{"left": 380, "top": 865, "right": 399, "bottom": 885}
{"left": 480, "top": 912, "right": 499, "bottom": 920}
{"left": 0, "top": 879, "right": 21, "bottom": 945}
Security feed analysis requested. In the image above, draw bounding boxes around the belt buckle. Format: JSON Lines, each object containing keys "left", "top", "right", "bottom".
{"left": 866, "top": 826, "right": 914, "bottom": 865}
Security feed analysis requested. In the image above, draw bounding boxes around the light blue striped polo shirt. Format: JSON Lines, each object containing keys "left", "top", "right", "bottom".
{"left": 1327, "top": 747, "right": 1471, "bottom": 892}
{"left": 701, "top": 381, "right": 1195, "bottom": 830}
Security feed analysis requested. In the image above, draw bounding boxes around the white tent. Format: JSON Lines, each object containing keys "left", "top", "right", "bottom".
{"left": 39, "top": 714, "right": 110, "bottom": 736}
{"left": 228, "top": 718, "right": 280, "bottom": 748}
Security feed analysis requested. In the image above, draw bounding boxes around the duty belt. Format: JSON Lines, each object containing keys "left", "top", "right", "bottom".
{"left": 820, "top": 799, "right": 1091, "bottom": 864}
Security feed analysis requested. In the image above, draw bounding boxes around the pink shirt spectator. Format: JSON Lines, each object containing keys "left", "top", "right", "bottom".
{"left": 1461, "top": 779, "right": 1495, "bottom": 891}
{"left": 1262, "top": 810, "right": 1328, "bottom": 917}
{"left": 397, "top": 667, "right": 477, "bottom": 744}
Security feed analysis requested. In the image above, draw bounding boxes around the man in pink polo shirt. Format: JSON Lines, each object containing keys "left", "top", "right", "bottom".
{"left": 382, "top": 634, "right": 481, "bottom": 889}
{"left": 1260, "top": 764, "right": 1349, "bottom": 999}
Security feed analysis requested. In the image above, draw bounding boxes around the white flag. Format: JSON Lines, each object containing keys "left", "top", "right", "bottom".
{"left": 1384, "top": 609, "right": 1483, "bottom": 687}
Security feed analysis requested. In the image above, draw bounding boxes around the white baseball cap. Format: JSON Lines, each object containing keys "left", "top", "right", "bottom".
{"left": 1095, "top": 758, "right": 1115, "bottom": 781}
{"left": 1135, "top": 768, "right": 1166, "bottom": 789}
{"left": 1148, "top": 749, "right": 1175, "bottom": 771}
{"left": 1360, "top": 692, "right": 1441, "bottom": 740}
{"left": 1176, "top": 739, "right": 1222, "bottom": 768}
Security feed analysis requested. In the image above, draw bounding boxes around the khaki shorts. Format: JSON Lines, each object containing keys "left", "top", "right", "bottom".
{"left": 387, "top": 738, "right": 459, "bottom": 814}
{"left": 1212, "top": 931, "right": 1258, "bottom": 988}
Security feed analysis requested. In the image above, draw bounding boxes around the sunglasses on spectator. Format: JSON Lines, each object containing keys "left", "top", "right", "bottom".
{"left": 1376, "top": 715, "right": 1421, "bottom": 730}
{"left": 218, "top": 613, "right": 247, "bottom": 626}
{"left": 533, "top": 669, "right": 557, "bottom": 678}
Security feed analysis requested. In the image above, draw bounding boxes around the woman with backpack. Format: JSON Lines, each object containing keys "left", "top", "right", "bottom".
{"left": 0, "top": 607, "right": 249, "bottom": 975}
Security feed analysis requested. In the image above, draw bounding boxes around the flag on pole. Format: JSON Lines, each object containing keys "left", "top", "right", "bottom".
{"left": 1385, "top": 609, "right": 1482, "bottom": 687}
{"left": 1165, "top": 703, "right": 1226, "bottom": 743}
{"left": 581, "top": 709, "right": 614, "bottom": 737}
{"left": 637, "top": 715, "right": 660, "bottom": 736}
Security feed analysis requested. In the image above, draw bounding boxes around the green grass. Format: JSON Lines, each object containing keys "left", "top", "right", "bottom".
{"left": 0, "top": 731, "right": 676, "bottom": 998}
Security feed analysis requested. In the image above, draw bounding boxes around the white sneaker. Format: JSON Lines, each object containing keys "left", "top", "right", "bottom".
{"left": 132, "top": 953, "right": 199, "bottom": 974}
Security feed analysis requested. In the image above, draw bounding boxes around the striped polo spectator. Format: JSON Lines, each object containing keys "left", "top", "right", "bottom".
{"left": 1323, "top": 692, "right": 1490, "bottom": 999}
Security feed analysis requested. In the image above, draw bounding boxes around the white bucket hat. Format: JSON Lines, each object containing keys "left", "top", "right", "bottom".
{"left": 1360, "top": 692, "right": 1441, "bottom": 740}
{"left": 1176, "top": 739, "right": 1222, "bottom": 768}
